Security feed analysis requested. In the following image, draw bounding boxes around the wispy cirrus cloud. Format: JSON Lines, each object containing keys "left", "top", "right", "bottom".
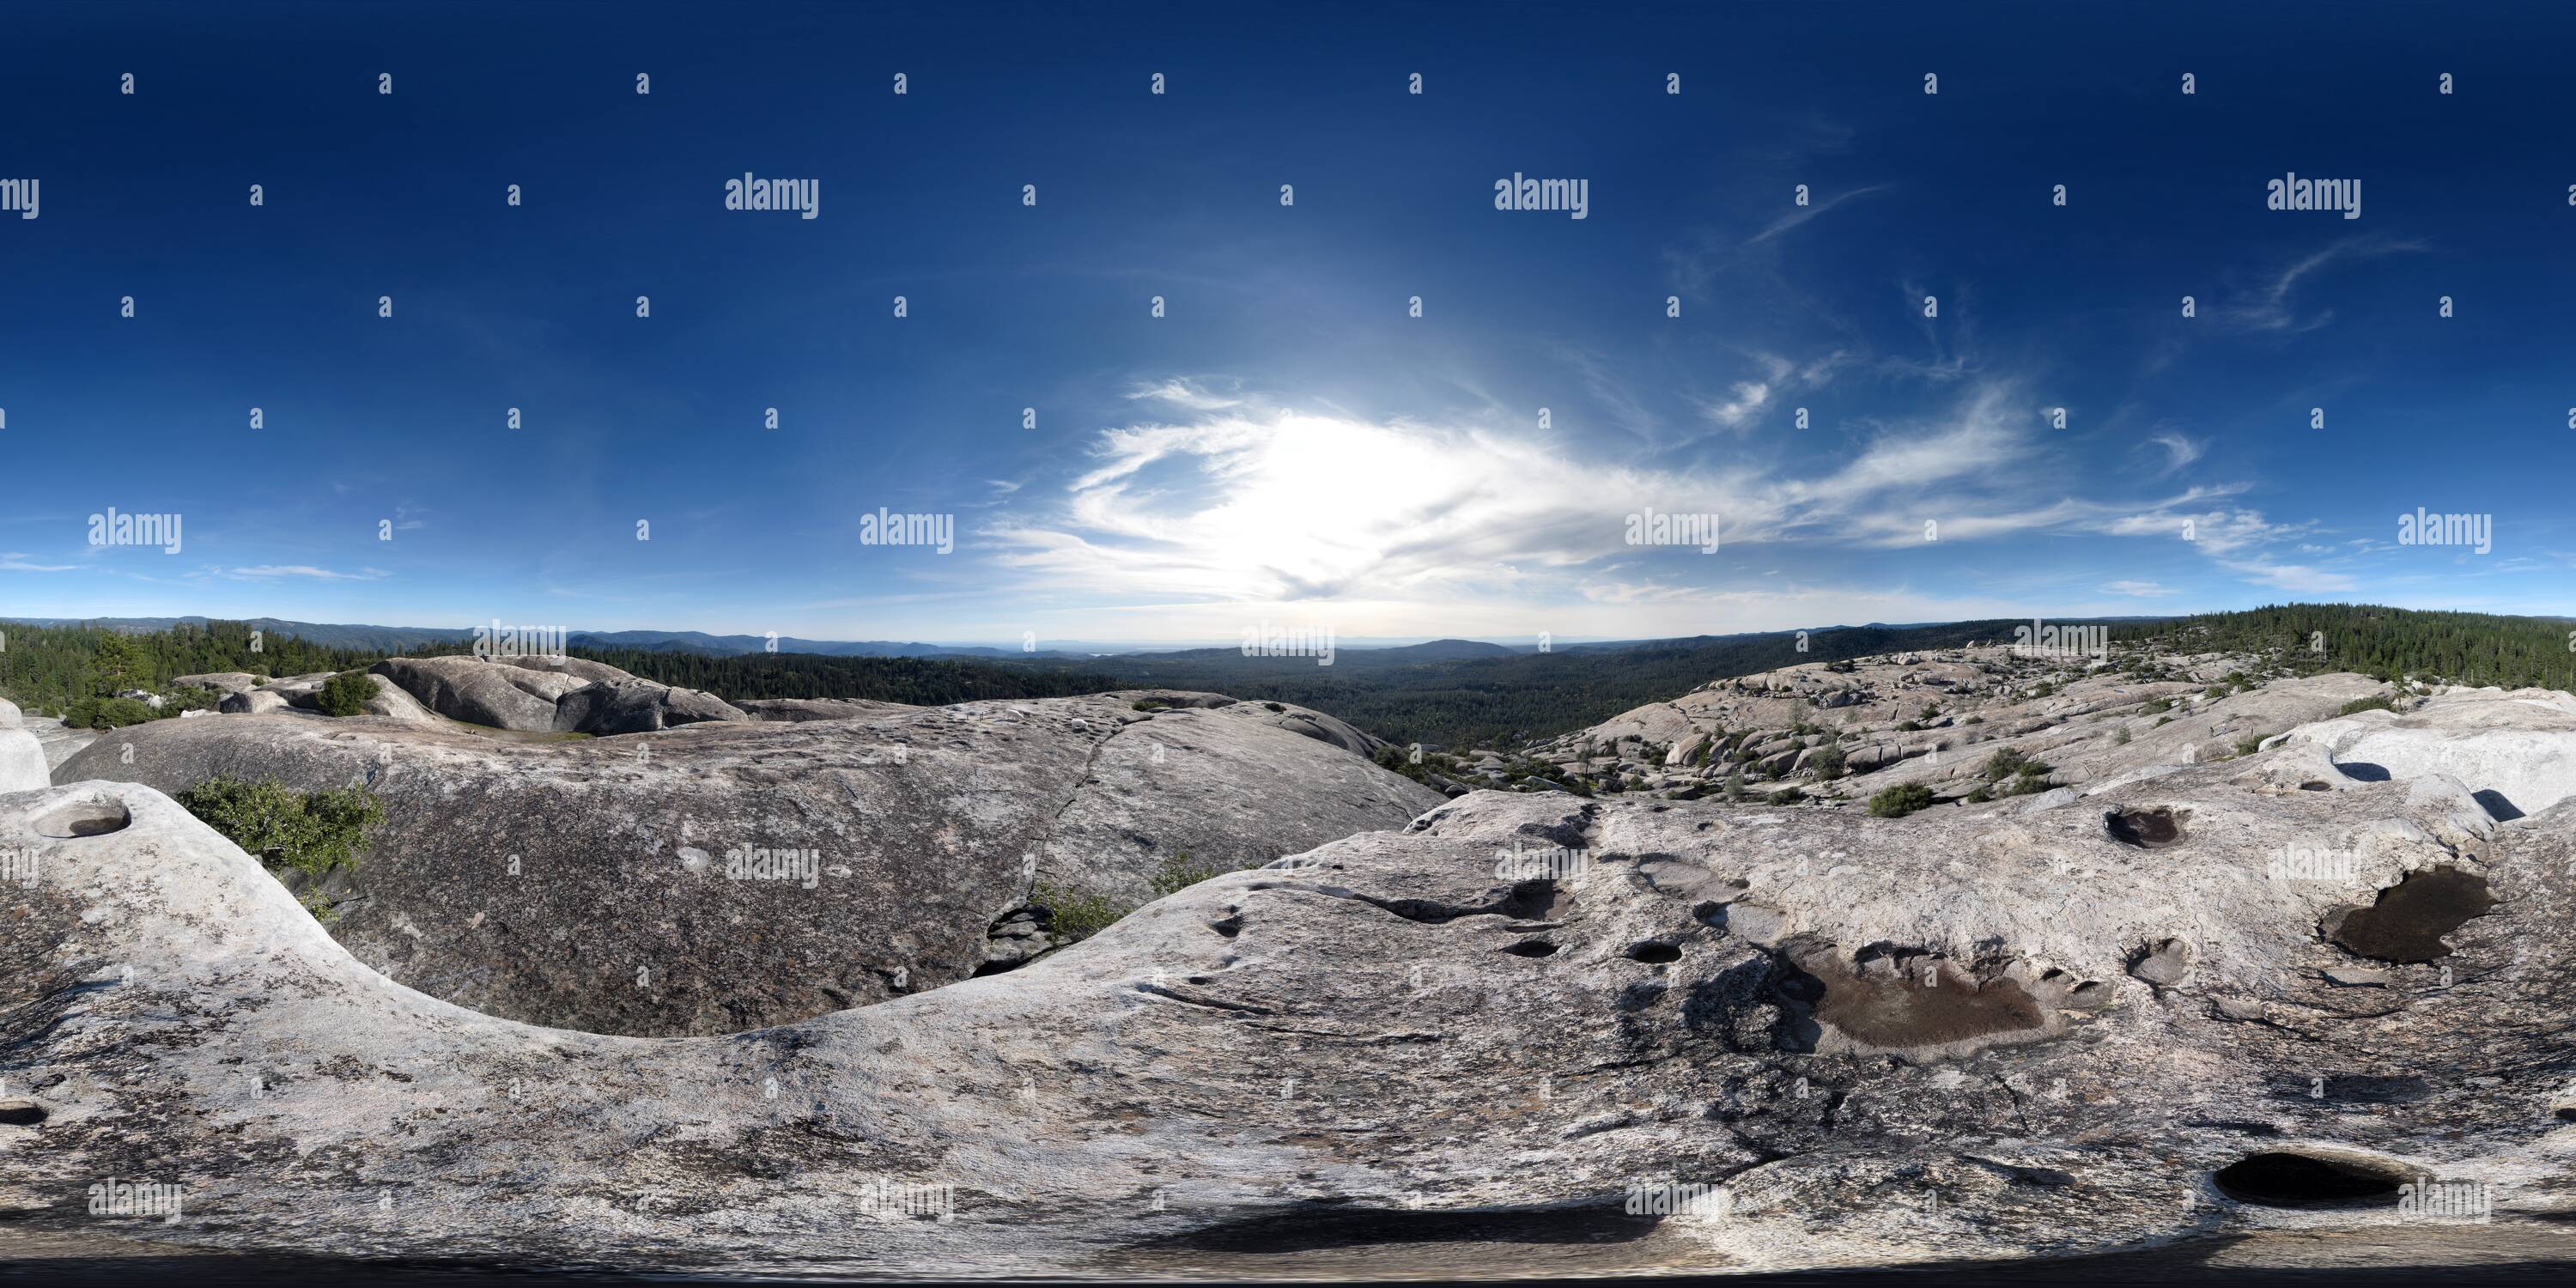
{"left": 214, "top": 565, "right": 392, "bottom": 581}
{"left": 0, "top": 552, "right": 76, "bottom": 572}
{"left": 2222, "top": 235, "right": 2429, "bottom": 334}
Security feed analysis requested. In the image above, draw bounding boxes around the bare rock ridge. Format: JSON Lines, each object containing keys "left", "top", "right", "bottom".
{"left": 5, "top": 677, "right": 2573, "bottom": 1273}
{"left": 1447, "top": 642, "right": 2576, "bottom": 823}
{"left": 55, "top": 683, "right": 1443, "bottom": 1036}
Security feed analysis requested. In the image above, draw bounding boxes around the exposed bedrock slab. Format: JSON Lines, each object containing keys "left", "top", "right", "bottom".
{"left": 3, "top": 737, "right": 2571, "bottom": 1274}
{"left": 52, "top": 694, "right": 1442, "bottom": 1036}
{"left": 2281, "top": 687, "right": 2576, "bottom": 820}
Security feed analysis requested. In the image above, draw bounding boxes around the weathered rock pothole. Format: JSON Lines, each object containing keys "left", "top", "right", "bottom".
{"left": 2104, "top": 806, "right": 2185, "bottom": 848}
{"left": 2212, "top": 1151, "right": 2406, "bottom": 1209}
{"left": 2324, "top": 866, "right": 2496, "bottom": 963}
{"left": 1771, "top": 944, "right": 2053, "bottom": 1057}
{"left": 1624, "top": 940, "right": 1682, "bottom": 963}
{"left": 32, "top": 798, "right": 131, "bottom": 838}
{"left": 0, "top": 1101, "right": 47, "bottom": 1126}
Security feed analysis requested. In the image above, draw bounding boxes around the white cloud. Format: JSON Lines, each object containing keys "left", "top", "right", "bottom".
{"left": 2223, "top": 235, "right": 2428, "bottom": 333}
{"left": 0, "top": 552, "right": 76, "bottom": 572}
{"left": 1743, "top": 183, "right": 1895, "bottom": 248}
{"left": 2149, "top": 432, "right": 2205, "bottom": 473}
{"left": 217, "top": 565, "right": 391, "bottom": 581}
{"left": 1127, "top": 378, "right": 1243, "bottom": 412}
{"left": 2100, "top": 580, "right": 2176, "bottom": 597}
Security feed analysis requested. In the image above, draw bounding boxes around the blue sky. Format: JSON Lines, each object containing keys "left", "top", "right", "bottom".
{"left": 3, "top": 0, "right": 2570, "bottom": 645}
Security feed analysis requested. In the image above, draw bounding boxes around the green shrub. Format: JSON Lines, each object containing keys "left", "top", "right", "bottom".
{"left": 1964, "top": 785, "right": 1994, "bottom": 804}
{"left": 66, "top": 696, "right": 162, "bottom": 730}
{"left": 2142, "top": 697, "right": 2174, "bottom": 714}
{"left": 1809, "top": 742, "right": 1847, "bottom": 781}
{"left": 1031, "top": 881, "right": 1128, "bottom": 945}
{"left": 2338, "top": 693, "right": 2397, "bottom": 716}
{"left": 1768, "top": 785, "right": 1806, "bottom": 805}
{"left": 173, "top": 776, "right": 385, "bottom": 923}
{"left": 315, "top": 670, "right": 379, "bottom": 717}
{"left": 2112, "top": 726, "right": 2132, "bottom": 745}
{"left": 1868, "top": 784, "right": 1937, "bottom": 817}
{"left": 2234, "top": 735, "right": 2265, "bottom": 756}
{"left": 1373, "top": 743, "right": 1431, "bottom": 784}
{"left": 1130, "top": 698, "right": 1169, "bottom": 711}
{"left": 1982, "top": 747, "right": 2027, "bottom": 781}
{"left": 1149, "top": 850, "right": 1238, "bottom": 898}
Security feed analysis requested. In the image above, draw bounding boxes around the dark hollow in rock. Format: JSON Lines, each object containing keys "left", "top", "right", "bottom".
{"left": 1773, "top": 951, "right": 2046, "bottom": 1052}
{"left": 2104, "top": 807, "right": 2184, "bottom": 848}
{"left": 0, "top": 1102, "right": 47, "bottom": 1126}
{"left": 2471, "top": 789, "right": 2525, "bottom": 823}
{"left": 2299, "top": 781, "right": 2332, "bottom": 792}
{"left": 1152, "top": 1202, "right": 1658, "bottom": 1254}
{"left": 2336, "top": 761, "right": 2391, "bottom": 782}
{"left": 1624, "top": 940, "right": 1682, "bottom": 963}
{"left": 2324, "top": 866, "right": 2497, "bottom": 964}
{"left": 1502, "top": 939, "right": 1560, "bottom": 958}
{"left": 2212, "top": 1151, "right": 2405, "bottom": 1208}
{"left": 32, "top": 799, "right": 131, "bottom": 839}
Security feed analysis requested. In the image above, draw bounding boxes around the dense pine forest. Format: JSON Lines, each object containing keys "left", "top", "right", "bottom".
{"left": 2115, "top": 605, "right": 2576, "bottom": 692}
{"left": 0, "top": 619, "right": 382, "bottom": 719}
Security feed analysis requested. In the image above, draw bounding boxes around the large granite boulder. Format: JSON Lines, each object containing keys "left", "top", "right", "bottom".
{"left": 0, "top": 696, "right": 20, "bottom": 729}
{"left": 550, "top": 680, "right": 746, "bottom": 734}
{"left": 218, "top": 689, "right": 290, "bottom": 716}
{"left": 371, "top": 655, "right": 745, "bottom": 735}
{"left": 56, "top": 694, "right": 1443, "bottom": 1036}
{"left": 369, "top": 657, "right": 592, "bottom": 731}
{"left": 2, "top": 722, "right": 2567, "bottom": 1275}
{"left": 0, "top": 728, "right": 44, "bottom": 792}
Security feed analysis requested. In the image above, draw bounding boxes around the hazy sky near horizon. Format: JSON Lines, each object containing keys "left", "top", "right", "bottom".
{"left": 3, "top": 0, "right": 2571, "bottom": 644}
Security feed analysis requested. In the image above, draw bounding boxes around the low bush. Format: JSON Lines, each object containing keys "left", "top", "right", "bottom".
{"left": 173, "top": 776, "right": 385, "bottom": 921}
{"left": 315, "top": 670, "right": 379, "bottom": 717}
{"left": 1031, "top": 882, "right": 1127, "bottom": 945}
{"left": 1868, "top": 783, "right": 1937, "bottom": 817}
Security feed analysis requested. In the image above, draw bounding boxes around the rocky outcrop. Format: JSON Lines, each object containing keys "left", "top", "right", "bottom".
{"left": 55, "top": 694, "right": 1443, "bottom": 1036}
{"left": 218, "top": 689, "right": 289, "bottom": 715}
{"left": 2279, "top": 687, "right": 2576, "bottom": 820}
{"left": 4, "top": 714, "right": 2570, "bottom": 1275}
{"left": 738, "top": 696, "right": 922, "bottom": 722}
{"left": 0, "top": 696, "right": 19, "bottom": 728}
{"left": 369, "top": 657, "right": 593, "bottom": 731}
{"left": 369, "top": 655, "right": 747, "bottom": 735}
{"left": 549, "top": 680, "right": 745, "bottom": 734}
{"left": 15, "top": 714, "right": 96, "bottom": 771}
{"left": 169, "top": 672, "right": 259, "bottom": 696}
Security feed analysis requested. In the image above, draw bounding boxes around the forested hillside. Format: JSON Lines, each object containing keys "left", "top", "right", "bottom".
{"left": 2116, "top": 605, "right": 2576, "bottom": 692}
{"left": 0, "top": 619, "right": 381, "bottom": 717}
